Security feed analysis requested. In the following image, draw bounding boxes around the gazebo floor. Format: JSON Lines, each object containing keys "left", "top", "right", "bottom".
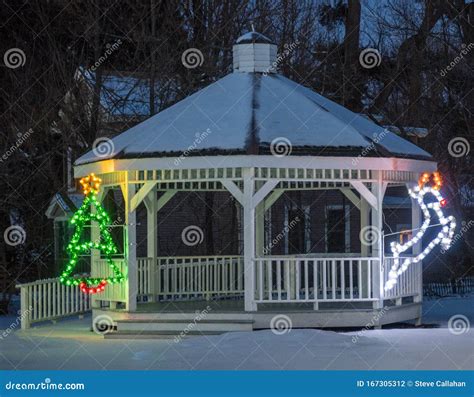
{"left": 134, "top": 299, "right": 376, "bottom": 313}
{"left": 92, "top": 298, "right": 421, "bottom": 336}
{"left": 93, "top": 300, "right": 421, "bottom": 337}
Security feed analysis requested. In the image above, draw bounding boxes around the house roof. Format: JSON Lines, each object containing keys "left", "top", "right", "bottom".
{"left": 45, "top": 192, "right": 84, "bottom": 219}
{"left": 75, "top": 34, "right": 432, "bottom": 166}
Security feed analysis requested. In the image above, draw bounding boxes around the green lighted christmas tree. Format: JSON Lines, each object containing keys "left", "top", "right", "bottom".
{"left": 59, "top": 173, "right": 125, "bottom": 294}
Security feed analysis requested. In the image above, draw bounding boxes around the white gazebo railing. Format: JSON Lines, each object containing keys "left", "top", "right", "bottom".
{"left": 15, "top": 254, "right": 423, "bottom": 329}
{"left": 93, "top": 258, "right": 128, "bottom": 304}
{"left": 254, "top": 257, "right": 379, "bottom": 303}
{"left": 136, "top": 256, "right": 245, "bottom": 301}
{"left": 16, "top": 278, "right": 91, "bottom": 329}
{"left": 56, "top": 255, "right": 423, "bottom": 306}
{"left": 382, "top": 256, "right": 422, "bottom": 300}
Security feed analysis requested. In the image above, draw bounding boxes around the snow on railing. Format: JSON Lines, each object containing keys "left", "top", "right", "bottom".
{"left": 16, "top": 277, "right": 91, "bottom": 329}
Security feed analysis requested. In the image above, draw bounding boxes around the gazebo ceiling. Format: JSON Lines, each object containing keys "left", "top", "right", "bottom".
{"left": 76, "top": 33, "right": 432, "bottom": 166}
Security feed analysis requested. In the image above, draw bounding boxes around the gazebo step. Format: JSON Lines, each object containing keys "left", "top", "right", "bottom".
{"left": 115, "top": 318, "right": 254, "bottom": 333}
{"left": 115, "top": 311, "right": 254, "bottom": 322}
{"left": 117, "top": 318, "right": 254, "bottom": 324}
{"left": 104, "top": 330, "right": 224, "bottom": 340}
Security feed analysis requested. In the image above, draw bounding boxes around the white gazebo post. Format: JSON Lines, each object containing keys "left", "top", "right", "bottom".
{"left": 243, "top": 167, "right": 257, "bottom": 311}
{"left": 144, "top": 186, "right": 157, "bottom": 302}
{"left": 144, "top": 188, "right": 177, "bottom": 301}
{"left": 408, "top": 177, "right": 423, "bottom": 324}
{"left": 370, "top": 171, "right": 386, "bottom": 309}
{"left": 122, "top": 173, "right": 137, "bottom": 312}
{"left": 360, "top": 199, "right": 370, "bottom": 257}
{"left": 90, "top": 188, "right": 106, "bottom": 309}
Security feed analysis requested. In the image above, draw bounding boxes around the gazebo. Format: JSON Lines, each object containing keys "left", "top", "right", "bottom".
{"left": 20, "top": 32, "right": 440, "bottom": 334}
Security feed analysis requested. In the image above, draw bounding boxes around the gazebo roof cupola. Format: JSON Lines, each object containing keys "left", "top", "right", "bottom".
{"left": 233, "top": 31, "right": 277, "bottom": 73}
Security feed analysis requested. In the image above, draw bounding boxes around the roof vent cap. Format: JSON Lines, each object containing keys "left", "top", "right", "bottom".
{"left": 233, "top": 32, "right": 277, "bottom": 73}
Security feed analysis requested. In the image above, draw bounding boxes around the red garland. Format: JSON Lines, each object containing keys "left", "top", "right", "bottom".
{"left": 80, "top": 280, "right": 108, "bottom": 294}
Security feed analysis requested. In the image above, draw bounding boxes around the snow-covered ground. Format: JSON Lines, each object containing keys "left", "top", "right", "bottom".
{"left": 0, "top": 295, "right": 472, "bottom": 370}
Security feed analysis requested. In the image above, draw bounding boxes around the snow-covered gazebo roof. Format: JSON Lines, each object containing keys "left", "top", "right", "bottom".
{"left": 76, "top": 32, "right": 432, "bottom": 166}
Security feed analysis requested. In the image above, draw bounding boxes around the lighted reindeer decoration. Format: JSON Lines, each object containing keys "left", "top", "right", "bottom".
{"left": 384, "top": 172, "right": 456, "bottom": 291}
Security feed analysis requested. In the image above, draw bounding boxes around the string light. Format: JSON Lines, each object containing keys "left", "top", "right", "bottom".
{"left": 60, "top": 173, "right": 125, "bottom": 294}
{"left": 384, "top": 172, "right": 456, "bottom": 291}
